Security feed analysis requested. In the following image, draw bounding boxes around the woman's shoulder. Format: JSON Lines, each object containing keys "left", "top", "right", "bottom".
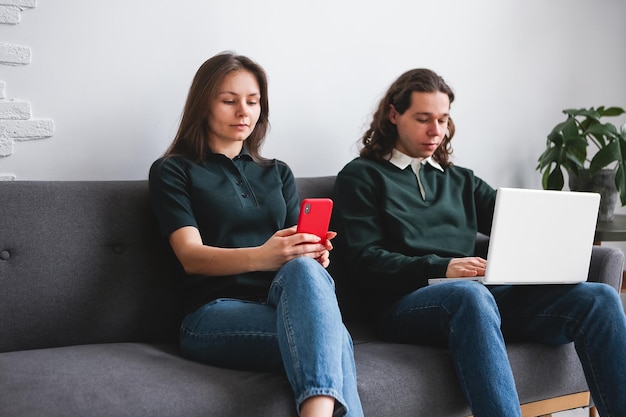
{"left": 148, "top": 155, "right": 210, "bottom": 191}
{"left": 271, "top": 158, "right": 292, "bottom": 170}
{"left": 259, "top": 157, "right": 293, "bottom": 175}
{"left": 151, "top": 154, "right": 190, "bottom": 170}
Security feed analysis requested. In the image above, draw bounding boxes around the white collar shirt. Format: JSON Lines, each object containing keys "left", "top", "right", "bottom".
{"left": 387, "top": 148, "right": 444, "bottom": 200}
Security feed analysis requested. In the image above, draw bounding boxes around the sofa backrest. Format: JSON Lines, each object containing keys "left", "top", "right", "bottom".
{"left": 2, "top": 179, "right": 621, "bottom": 352}
{"left": 0, "top": 177, "right": 346, "bottom": 352}
{"left": 0, "top": 181, "right": 182, "bottom": 352}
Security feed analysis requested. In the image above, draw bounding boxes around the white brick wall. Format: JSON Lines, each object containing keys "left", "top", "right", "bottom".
{"left": 0, "top": 0, "right": 36, "bottom": 25}
{"left": 1, "top": 0, "right": 54, "bottom": 180}
{"left": 0, "top": 99, "right": 30, "bottom": 119}
{"left": 0, "top": 42, "right": 31, "bottom": 65}
{"left": 0, "top": 0, "right": 37, "bottom": 7}
{"left": 0, "top": 97, "right": 55, "bottom": 159}
{"left": 0, "top": 6, "right": 21, "bottom": 24}
{"left": 0, "top": 119, "right": 55, "bottom": 139}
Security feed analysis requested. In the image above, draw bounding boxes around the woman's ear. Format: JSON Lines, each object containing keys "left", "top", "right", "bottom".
{"left": 388, "top": 104, "right": 398, "bottom": 124}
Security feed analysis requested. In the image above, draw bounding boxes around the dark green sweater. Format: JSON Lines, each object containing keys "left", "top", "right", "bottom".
{"left": 333, "top": 157, "right": 496, "bottom": 297}
{"left": 149, "top": 152, "right": 299, "bottom": 315}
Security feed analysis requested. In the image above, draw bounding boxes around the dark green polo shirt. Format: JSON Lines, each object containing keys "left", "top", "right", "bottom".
{"left": 149, "top": 151, "right": 299, "bottom": 314}
{"left": 333, "top": 157, "right": 496, "bottom": 298}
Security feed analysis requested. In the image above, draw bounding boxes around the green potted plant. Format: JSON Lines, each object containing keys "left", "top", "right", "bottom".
{"left": 536, "top": 106, "right": 626, "bottom": 221}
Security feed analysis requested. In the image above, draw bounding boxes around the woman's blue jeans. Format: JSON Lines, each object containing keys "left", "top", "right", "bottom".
{"left": 179, "top": 257, "right": 364, "bottom": 417}
{"left": 379, "top": 280, "right": 626, "bottom": 417}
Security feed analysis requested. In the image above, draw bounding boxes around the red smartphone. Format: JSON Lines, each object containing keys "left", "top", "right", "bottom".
{"left": 296, "top": 198, "right": 334, "bottom": 243}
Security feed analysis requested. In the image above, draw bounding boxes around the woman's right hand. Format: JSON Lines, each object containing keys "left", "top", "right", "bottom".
{"left": 446, "top": 257, "right": 487, "bottom": 278}
{"left": 256, "top": 226, "right": 328, "bottom": 271}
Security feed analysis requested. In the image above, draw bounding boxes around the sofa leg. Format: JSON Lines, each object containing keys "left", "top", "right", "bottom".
{"left": 468, "top": 392, "right": 591, "bottom": 417}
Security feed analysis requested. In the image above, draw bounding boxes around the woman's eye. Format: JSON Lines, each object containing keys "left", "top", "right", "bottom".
{"left": 223, "top": 100, "right": 235, "bottom": 105}
{"left": 247, "top": 101, "right": 258, "bottom": 106}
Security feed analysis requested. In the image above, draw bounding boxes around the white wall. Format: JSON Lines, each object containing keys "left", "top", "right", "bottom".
{"left": 1, "top": 0, "right": 625, "bottom": 187}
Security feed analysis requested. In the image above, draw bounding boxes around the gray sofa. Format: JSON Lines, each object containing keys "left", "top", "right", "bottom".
{"left": 0, "top": 177, "right": 623, "bottom": 417}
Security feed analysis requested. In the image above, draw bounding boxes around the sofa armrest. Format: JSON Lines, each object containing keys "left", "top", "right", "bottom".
{"left": 474, "top": 233, "right": 490, "bottom": 259}
{"left": 588, "top": 245, "right": 624, "bottom": 292}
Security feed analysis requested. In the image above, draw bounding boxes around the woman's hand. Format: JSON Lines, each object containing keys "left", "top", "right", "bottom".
{"left": 446, "top": 257, "right": 487, "bottom": 278}
{"left": 256, "top": 226, "right": 334, "bottom": 271}
{"left": 313, "top": 231, "right": 337, "bottom": 268}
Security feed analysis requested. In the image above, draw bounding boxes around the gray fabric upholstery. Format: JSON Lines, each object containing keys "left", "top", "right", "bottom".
{"left": 0, "top": 179, "right": 623, "bottom": 417}
{"left": 0, "top": 181, "right": 181, "bottom": 352}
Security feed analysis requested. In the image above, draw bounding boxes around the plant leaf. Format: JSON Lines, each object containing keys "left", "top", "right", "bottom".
{"left": 599, "top": 106, "right": 625, "bottom": 117}
{"left": 617, "top": 138, "right": 626, "bottom": 205}
{"left": 589, "top": 141, "right": 619, "bottom": 173}
{"left": 537, "top": 147, "right": 562, "bottom": 171}
{"left": 545, "top": 166, "right": 565, "bottom": 190}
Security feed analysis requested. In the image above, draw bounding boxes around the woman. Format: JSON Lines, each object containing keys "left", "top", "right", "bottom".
{"left": 333, "top": 68, "right": 626, "bottom": 416}
{"left": 149, "top": 52, "right": 363, "bottom": 417}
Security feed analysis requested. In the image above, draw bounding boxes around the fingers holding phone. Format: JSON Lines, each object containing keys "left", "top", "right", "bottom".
{"left": 258, "top": 200, "right": 335, "bottom": 269}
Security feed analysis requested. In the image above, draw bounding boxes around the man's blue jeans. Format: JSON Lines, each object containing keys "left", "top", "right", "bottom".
{"left": 379, "top": 280, "right": 626, "bottom": 417}
{"left": 179, "top": 257, "right": 364, "bottom": 417}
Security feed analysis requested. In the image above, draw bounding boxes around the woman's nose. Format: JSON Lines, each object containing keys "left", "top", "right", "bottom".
{"left": 236, "top": 102, "right": 248, "bottom": 116}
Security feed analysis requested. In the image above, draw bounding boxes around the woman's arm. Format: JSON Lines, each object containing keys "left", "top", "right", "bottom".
{"left": 169, "top": 225, "right": 331, "bottom": 276}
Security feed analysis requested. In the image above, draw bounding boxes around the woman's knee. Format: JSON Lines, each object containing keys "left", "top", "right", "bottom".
{"left": 269, "top": 257, "right": 337, "bottom": 307}
{"left": 277, "top": 257, "right": 335, "bottom": 289}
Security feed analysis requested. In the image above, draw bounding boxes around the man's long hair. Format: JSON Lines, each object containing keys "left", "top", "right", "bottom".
{"left": 360, "top": 68, "right": 456, "bottom": 167}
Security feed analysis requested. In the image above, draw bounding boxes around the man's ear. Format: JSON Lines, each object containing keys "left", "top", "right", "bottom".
{"left": 388, "top": 104, "right": 398, "bottom": 124}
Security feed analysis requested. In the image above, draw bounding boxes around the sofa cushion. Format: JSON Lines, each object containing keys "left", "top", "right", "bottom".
{"left": 0, "top": 343, "right": 294, "bottom": 417}
{"left": 0, "top": 337, "right": 588, "bottom": 417}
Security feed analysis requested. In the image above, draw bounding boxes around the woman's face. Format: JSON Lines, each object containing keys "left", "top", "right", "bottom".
{"left": 389, "top": 91, "right": 450, "bottom": 160}
{"left": 207, "top": 70, "right": 261, "bottom": 156}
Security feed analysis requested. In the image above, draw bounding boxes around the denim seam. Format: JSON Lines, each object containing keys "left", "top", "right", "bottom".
{"left": 273, "top": 274, "right": 306, "bottom": 394}
{"left": 179, "top": 328, "right": 278, "bottom": 339}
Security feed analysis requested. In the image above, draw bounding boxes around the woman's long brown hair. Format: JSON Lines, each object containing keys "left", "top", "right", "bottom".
{"left": 164, "top": 52, "right": 270, "bottom": 163}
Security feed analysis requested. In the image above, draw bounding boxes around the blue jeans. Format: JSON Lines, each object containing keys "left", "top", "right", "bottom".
{"left": 379, "top": 280, "right": 626, "bottom": 417}
{"left": 179, "top": 257, "right": 364, "bottom": 417}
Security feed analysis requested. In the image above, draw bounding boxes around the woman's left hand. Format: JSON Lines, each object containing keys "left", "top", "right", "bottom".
{"left": 314, "top": 231, "right": 337, "bottom": 268}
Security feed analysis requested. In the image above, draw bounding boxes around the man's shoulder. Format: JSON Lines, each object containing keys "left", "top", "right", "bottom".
{"left": 339, "top": 157, "right": 388, "bottom": 175}
{"left": 440, "top": 163, "right": 479, "bottom": 179}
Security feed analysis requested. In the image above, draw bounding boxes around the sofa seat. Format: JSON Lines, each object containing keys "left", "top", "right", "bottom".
{"left": 1, "top": 331, "right": 588, "bottom": 417}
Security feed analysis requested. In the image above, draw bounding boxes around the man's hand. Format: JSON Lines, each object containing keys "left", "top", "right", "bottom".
{"left": 446, "top": 257, "right": 487, "bottom": 278}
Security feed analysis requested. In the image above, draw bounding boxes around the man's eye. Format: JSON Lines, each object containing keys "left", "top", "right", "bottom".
{"left": 417, "top": 119, "right": 429, "bottom": 123}
{"left": 439, "top": 119, "right": 449, "bottom": 125}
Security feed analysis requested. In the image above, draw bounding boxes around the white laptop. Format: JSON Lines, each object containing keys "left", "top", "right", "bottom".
{"left": 429, "top": 187, "right": 600, "bottom": 285}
